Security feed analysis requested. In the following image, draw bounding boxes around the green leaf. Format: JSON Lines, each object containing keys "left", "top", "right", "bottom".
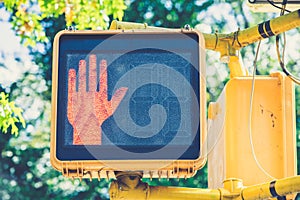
{"left": 0, "top": 92, "right": 26, "bottom": 136}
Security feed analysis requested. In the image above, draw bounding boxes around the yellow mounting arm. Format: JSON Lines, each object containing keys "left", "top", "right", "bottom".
{"left": 110, "top": 173, "right": 300, "bottom": 200}
{"left": 110, "top": 9, "right": 300, "bottom": 78}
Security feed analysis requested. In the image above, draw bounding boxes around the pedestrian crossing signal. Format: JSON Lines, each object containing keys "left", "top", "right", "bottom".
{"left": 50, "top": 29, "right": 206, "bottom": 179}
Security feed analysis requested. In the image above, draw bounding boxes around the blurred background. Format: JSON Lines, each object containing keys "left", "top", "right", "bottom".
{"left": 0, "top": 0, "right": 299, "bottom": 199}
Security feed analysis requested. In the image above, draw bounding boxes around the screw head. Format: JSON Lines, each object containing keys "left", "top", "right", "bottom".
{"left": 66, "top": 26, "right": 76, "bottom": 31}
{"left": 184, "top": 24, "right": 191, "bottom": 30}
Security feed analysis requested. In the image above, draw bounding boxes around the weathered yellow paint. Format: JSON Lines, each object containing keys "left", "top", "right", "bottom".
{"left": 207, "top": 72, "right": 296, "bottom": 188}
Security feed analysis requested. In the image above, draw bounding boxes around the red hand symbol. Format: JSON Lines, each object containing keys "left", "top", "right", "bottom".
{"left": 67, "top": 55, "right": 128, "bottom": 145}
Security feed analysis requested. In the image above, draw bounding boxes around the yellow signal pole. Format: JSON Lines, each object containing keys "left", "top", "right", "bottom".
{"left": 241, "top": 176, "right": 300, "bottom": 200}
{"left": 110, "top": 173, "right": 221, "bottom": 200}
{"left": 110, "top": 9, "right": 300, "bottom": 50}
{"left": 110, "top": 172, "right": 300, "bottom": 200}
{"left": 110, "top": 9, "right": 300, "bottom": 78}
{"left": 109, "top": 9, "right": 300, "bottom": 200}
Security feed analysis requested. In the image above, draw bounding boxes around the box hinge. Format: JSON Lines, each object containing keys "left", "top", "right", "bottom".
{"left": 62, "top": 162, "right": 84, "bottom": 179}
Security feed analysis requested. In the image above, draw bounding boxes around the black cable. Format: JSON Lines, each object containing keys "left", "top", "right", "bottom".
{"left": 276, "top": 38, "right": 300, "bottom": 85}
{"left": 267, "top": 0, "right": 291, "bottom": 13}
{"left": 275, "top": 3, "right": 300, "bottom": 85}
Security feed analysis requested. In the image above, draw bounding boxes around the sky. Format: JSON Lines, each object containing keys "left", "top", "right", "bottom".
{"left": 0, "top": 7, "right": 33, "bottom": 89}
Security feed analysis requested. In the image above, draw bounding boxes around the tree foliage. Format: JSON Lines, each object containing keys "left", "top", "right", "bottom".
{"left": 0, "top": 92, "right": 25, "bottom": 135}
{"left": 3, "top": 0, "right": 126, "bottom": 46}
{"left": 0, "top": 0, "right": 126, "bottom": 199}
{"left": 124, "top": 0, "right": 214, "bottom": 28}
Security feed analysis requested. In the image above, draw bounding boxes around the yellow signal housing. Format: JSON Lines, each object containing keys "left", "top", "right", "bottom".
{"left": 50, "top": 29, "right": 207, "bottom": 180}
{"left": 207, "top": 72, "right": 296, "bottom": 188}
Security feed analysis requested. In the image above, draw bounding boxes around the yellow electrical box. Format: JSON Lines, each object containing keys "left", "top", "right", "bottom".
{"left": 207, "top": 72, "right": 296, "bottom": 188}
{"left": 50, "top": 29, "right": 207, "bottom": 179}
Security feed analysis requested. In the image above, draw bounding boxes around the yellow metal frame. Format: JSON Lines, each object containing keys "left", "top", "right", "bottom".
{"left": 51, "top": 29, "right": 207, "bottom": 179}
{"left": 107, "top": 8, "right": 300, "bottom": 200}
{"left": 109, "top": 172, "right": 300, "bottom": 200}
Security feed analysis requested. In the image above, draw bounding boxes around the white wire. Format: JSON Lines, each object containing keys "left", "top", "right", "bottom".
{"left": 248, "top": 40, "right": 276, "bottom": 180}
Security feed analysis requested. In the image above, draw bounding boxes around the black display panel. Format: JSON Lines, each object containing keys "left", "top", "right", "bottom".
{"left": 56, "top": 33, "right": 201, "bottom": 160}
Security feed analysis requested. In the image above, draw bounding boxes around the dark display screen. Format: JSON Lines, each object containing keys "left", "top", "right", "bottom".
{"left": 56, "top": 33, "right": 201, "bottom": 160}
